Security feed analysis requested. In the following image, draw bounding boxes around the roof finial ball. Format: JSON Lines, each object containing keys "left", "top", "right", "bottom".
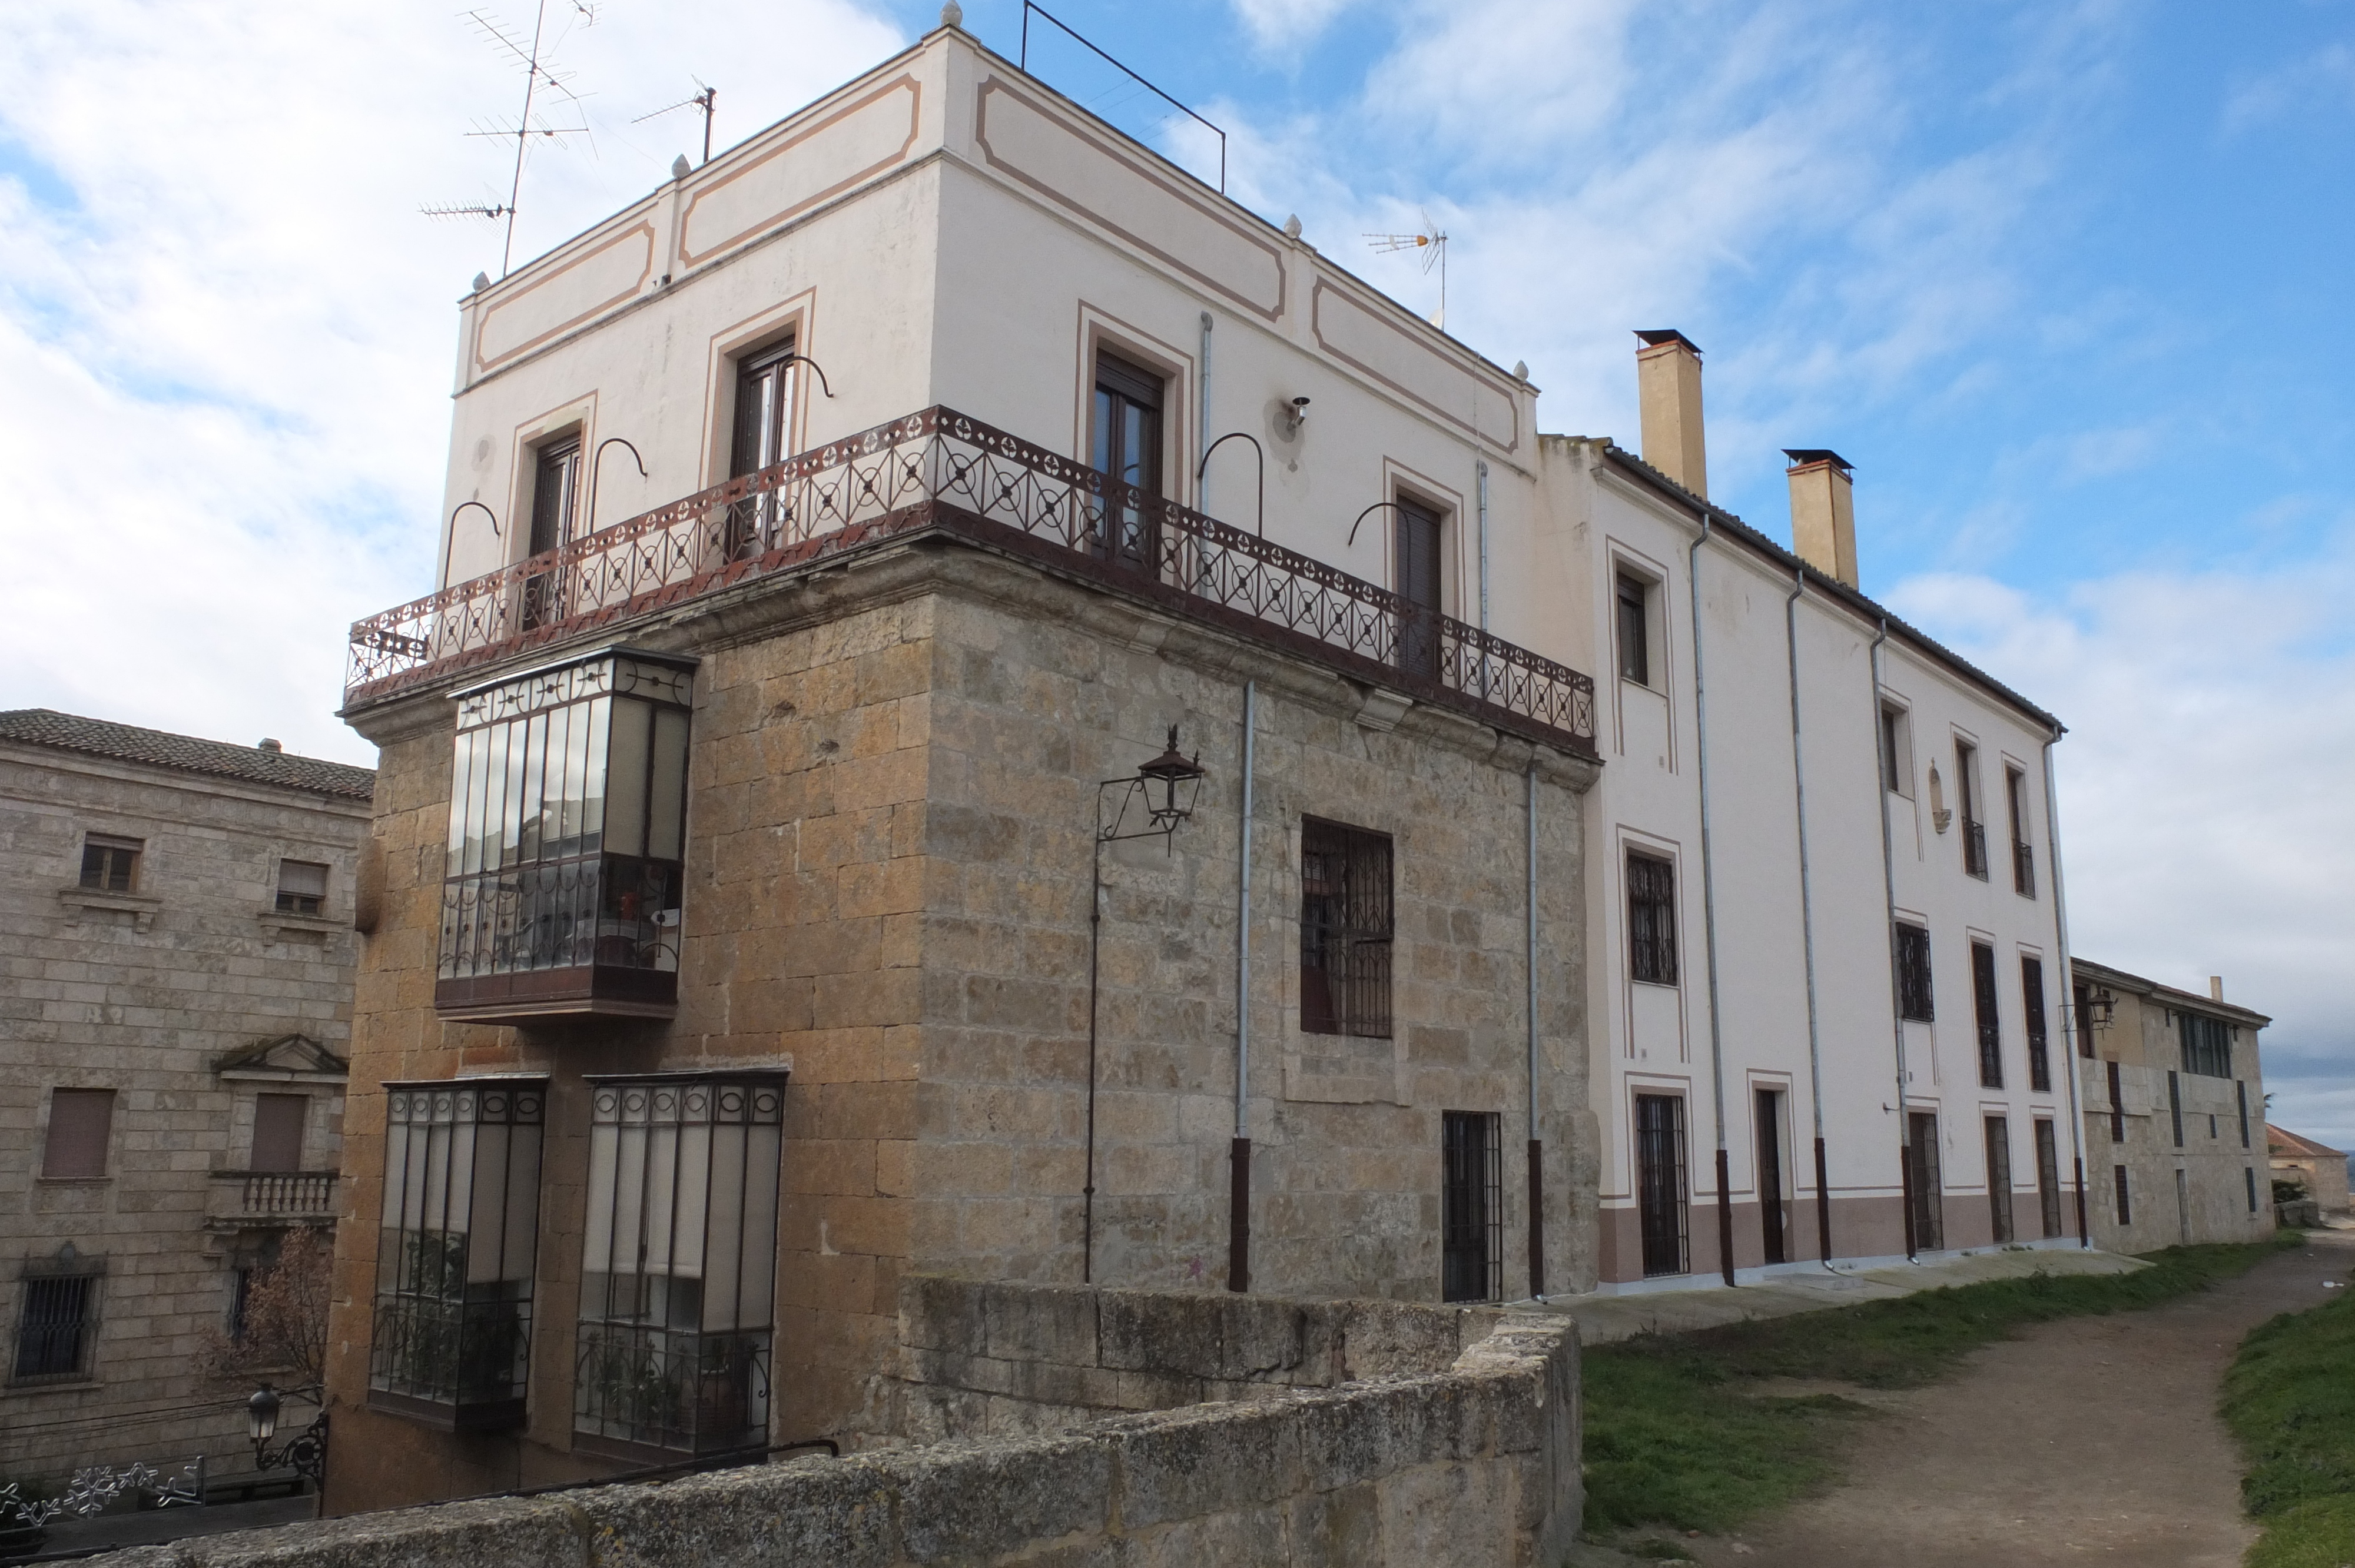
{"left": 1283, "top": 214, "right": 1302, "bottom": 240}
{"left": 940, "top": 0, "right": 963, "bottom": 28}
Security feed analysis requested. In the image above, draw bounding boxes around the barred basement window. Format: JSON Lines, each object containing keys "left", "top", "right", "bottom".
{"left": 1896, "top": 924, "right": 1935, "bottom": 1022}
{"left": 1299, "top": 819, "right": 1393, "bottom": 1038}
{"left": 1441, "top": 1111, "right": 1502, "bottom": 1304}
{"left": 577, "top": 1072, "right": 785, "bottom": 1460}
{"left": 369, "top": 1078, "right": 546, "bottom": 1431}
{"left": 2022, "top": 956, "right": 2052, "bottom": 1094}
{"left": 12, "top": 1261, "right": 101, "bottom": 1384}
{"left": 1626, "top": 852, "right": 1679, "bottom": 987}
{"left": 2179, "top": 1013, "right": 2232, "bottom": 1078}
{"left": 1971, "top": 942, "right": 2003, "bottom": 1089}
{"left": 437, "top": 649, "right": 695, "bottom": 1022}
{"left": 276, "top": 860, "right": 329, "bottom": 915}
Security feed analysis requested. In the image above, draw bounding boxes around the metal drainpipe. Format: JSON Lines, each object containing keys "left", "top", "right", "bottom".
{"left": 2042, "top": 735, "right": 2093, "bottom": 1248}
{"left": 1525, "top": 761, "right": 1544, "bottom": 1299}
{"left": 1229, "top": 680, "right": 1256, "bottom": 1292}
{"left": 1785, "top": 569, "right": 1832, "bottom": 1268}
{"left": 1872, "top": 619, "right": 1918, "bottom": 1260}
{"left": 1477, "top": 460, "right": 1492, "bottom": 632}
{"left": 1687, "top": 514, "right": 1736, "bottom": 1287}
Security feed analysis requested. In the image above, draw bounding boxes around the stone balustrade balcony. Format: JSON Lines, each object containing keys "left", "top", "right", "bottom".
{"left": 207, "top": 1170, "right": 339, "bottom": 1228}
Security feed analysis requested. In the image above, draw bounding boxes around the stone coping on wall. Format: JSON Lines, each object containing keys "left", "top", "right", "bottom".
{"left": 102, "top": 1281, "right": 1581, "bottom": 1568}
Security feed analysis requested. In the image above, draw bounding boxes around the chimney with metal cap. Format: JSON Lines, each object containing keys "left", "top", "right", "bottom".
{"left": 1783, "top": 449, "right": 1858, "bottom": 589}
{"left": 1634, "top": 330, "right": 1707, "bottom": 499}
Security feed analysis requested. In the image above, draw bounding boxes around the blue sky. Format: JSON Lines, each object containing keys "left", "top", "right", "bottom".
{"left": 1, "top": 0, "right": 2349, "bottom": 1144}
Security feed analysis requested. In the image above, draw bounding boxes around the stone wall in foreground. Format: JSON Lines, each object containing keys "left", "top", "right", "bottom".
{"left": 107, "top": 1279, "right": 1581, "bottom": 1568}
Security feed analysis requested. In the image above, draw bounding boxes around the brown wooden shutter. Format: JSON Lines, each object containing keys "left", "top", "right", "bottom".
{"left": 42, "top": 1089, "right": 115, "bottom": 1178}
{"left": 251, "top": 1094, "right": 308, "bottom": 1172}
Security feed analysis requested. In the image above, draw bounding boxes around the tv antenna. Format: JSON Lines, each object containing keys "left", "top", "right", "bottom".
{"left": 1366, "top": 211, "right": 1448, "bottom": 330}
{"left": 422, "top": 2, "right": 598, "bottom": 278}
{"left": 634, "top": 81, "right": 718, "bottom": 167}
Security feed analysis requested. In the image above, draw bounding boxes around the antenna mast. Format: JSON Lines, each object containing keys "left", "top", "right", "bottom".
{"left": 633, "top": 81, "right": 718, "bottom": 165}
{"left": 1366, "top": 212, "right": 1449, "bottom": 331}
{"left": 424, "top": 3, "right": 595, "bottom": 277}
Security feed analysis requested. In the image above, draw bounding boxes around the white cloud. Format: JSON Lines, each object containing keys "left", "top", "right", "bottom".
{"left": 1887, "top": 548, "right": 2355, "bottom": 1145}
{"left": 1229, "top": 0, "right": 1363, "bottom": 55}
{"left": 0, "top": 0, "right": 901, "bottom": 767}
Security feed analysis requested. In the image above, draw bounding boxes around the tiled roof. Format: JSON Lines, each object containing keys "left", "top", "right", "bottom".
{"left": 2267, "top": 1124, "right": 2345, "bottom": 1159}
{"left": 0, "top": 709, "right": 374, "bottom": 801}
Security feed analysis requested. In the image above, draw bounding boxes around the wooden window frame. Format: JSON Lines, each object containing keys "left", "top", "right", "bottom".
{"left": 78, "top": 834, "right": 142, "bottom": 894}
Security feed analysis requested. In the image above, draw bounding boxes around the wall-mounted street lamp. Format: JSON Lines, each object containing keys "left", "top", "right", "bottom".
{"left": 2085, "top": 986, "right": 2117, "bottom": 1029}
{"left": 247, "top": 1384, "right": 329, "bottom": 1488}
{"left": 1084, "top": 726, "right": 1210, "bottom": 1287}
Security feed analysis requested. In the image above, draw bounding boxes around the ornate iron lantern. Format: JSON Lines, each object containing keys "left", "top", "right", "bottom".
{"left": 247, "top": 1383, "right": 328, "bottom": 1486}
{"left": 1103, "top": 726, "right": 1206, "bottom": 845}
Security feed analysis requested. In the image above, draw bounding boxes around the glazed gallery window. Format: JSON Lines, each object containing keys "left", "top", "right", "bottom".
{"left": 1090, "top": 350, "right": 1164, "bottom": 574}
{"left": 275, "top": 860, "right": 329, "bottom": 916}
{"left": 78, "top": 834, "right": 141, "bottom": 893}
{"left": 1616, "top": 573, "right": 1651, "bottom": 686}
{"left": 12, "top": 1268, "right": 100, "bottom": 1383}
{"left": 436, "top": 650, "right": 695, "bottom": 1016}
{"left": 1634, "top": 1094, "right": 1689, "bottom": 1278}
{"left": 367, "top": 1079, "right": 546, "bottom": 1430}
{"left": 1971, "top": 942, "right": 2004, "bottom": 1089}
{"left": 42, "top": 1088, "right": 115, "bottom": 1180}
{"left": 1626, "top": 852, "right": 1679, "bottom": 986}
{"left": 2180, "top": 1014, "right": 2233, "bottom": 1079}
{"left": 1299, "top": 818, "right": 1394, "bottom": 1039}
{"left": 1440, "top": 1111, "right": 1502, "bottom": 1304}
{"left": 1896, "top": 924, "right": 1935, "bottom": 1022}
{"left": 576, "top": 1072, "right": 785, "bottom": 1459}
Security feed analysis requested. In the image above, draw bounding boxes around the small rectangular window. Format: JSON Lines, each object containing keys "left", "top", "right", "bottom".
{"left": 1300, "top": 819, "right": 1394, "bottom": 1038}
{"left": 1971, "top": 942, "right": 2003, "bottom": 1089}
{"left": 2107, "top": 1061, "right": 2124, "bottom": 1144}
{"left": 12, "top": 1274, "right": 99, "bottom": 1383}
{"left": 2114, "top": 1165, "right": 2131, "bottom": 1225}
{"left": 1956, "top": 741, "right": 1987, "bottom": 879}
{"left": 2022, "top": 956, "right": 2051, "bottom": 1094}
{"left": 250, "top": 1094, "right": 308, "bottom": 1173}
{"left": 2006, "top": 767, "right": 2036, "bottom": 896}
{"left": 1626, "top": 852, "right": 1679, "bottom": 986}
{"left": 2034, "top": 1118, "right": 2064, "bottom": 1238}
{"left": 1984, "top": 1117, "right": 2014, "bottom": 1244}
{"left": 78, "top": 834, "right": 142, "bottom": 893}
{"left": 2246, "top": 1166, "right": 2258, "bottom": 1213}
{"left": 1616, "top": 573, "right": 1650, "bottom": 686}
{"left": 1880, "top": 705, "right": 1911, "bottom": 796}
{"left": 2167, "top": 1070, "right": 2184, "bottom": 1148}
{"left": 2238, "top": 1081, "right": 2251, "bottom": 1148}
{"left": 1634, "top": 1094, "right": 1689, "bottom": 1277}
{"left": 1440, "top": 1111, "right": 1502, "bottom": 1304}
{"left": 275, "top": 859, "right": 329, "bottom": 916}
{"left": 1896, "top": 924, "right": 1935, "bottom": 1022}
{"left": 2179, "top": 1014, "right": 2232, "bottom": 1078}
{"left": 42, "top": 1088, "right": 115, "bottom": 1180}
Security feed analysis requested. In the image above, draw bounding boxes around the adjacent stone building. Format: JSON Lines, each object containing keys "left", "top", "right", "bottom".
{"left": 0, "top": 710, "right": 372, "bottom": 1480}
{"left": 2069, "top": 958, "right": 2271, "bottom": 1250}
{"left": 2267, "top": 1123, "right": 2349, "bottom": 1215}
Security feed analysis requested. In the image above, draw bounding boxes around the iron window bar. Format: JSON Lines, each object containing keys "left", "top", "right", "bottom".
{"left": 1634, "top": 1094, "right": 1689, "bottom": 1278}
{"left": 1961, "top": 818, "right": 1989, "bottom": 879}
{"left": 1626, "top": 852, "right": 1678, "bottom": 986}
{"left": 1441, "top": 1111, "right": 1502, "bottom": 1304}
{"left": 343, "top": 407, "right": 1596, "bottom": 759}
{"left": 2012, "top": 839, "right": 2035, "bottom": 898}
{"left": 1298, "top": 818, "right": 1393, "bottom": 1039}
{"left": 1971, "top": 942, "right": 2004, "bottom": 1090}
{"left": 1896, "top": 924, "right": 1935, "bottom": 1022}
{"left": 2021, "top": 956, "right": 2052, "bottom": 1094}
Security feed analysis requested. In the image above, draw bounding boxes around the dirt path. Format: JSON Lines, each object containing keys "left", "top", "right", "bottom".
{"left": 1679, "top": 1231, "right": 2355, "bottom": 1568}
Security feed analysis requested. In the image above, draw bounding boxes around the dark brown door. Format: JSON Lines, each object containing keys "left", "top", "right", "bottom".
{"left": 1636, "top": 1094, "right": 1689, "bottom": 1277}
{"left": 1985, "top": 1116, "right": 2014, "bottom": 1243}
{"left": 1906, "top": 1111, "right": 1944, "bottom": 1251}
{"left": 523, "top": 435, "right": 581, "bottom": 627}
{"left": 1394, "top": 497, "right": 1442, "bottom": 679}
{"left": 2034, "top": 1118, "right": 2064, "bottom": 1238}
{"left": 1756, "top": 1089, "right": 1787, "bottom": 1265}
{"left": 1090, "top": 351, "right": 1163, "bottom": 573}
{"left": 728, "top": 341, "right": 798, "bottom": 559}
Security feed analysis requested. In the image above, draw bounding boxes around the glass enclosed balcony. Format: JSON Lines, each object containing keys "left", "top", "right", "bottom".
{"left": 435, "top": 649, "right": 696, "bottom": 1021}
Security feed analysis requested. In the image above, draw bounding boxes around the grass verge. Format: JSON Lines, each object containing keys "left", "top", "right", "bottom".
{"left": 1582, "top": 1238, "right": 2297, "bottom": 1537}
{"left": 2224, "top": 1255, "right": 2355, "bottom": 1568}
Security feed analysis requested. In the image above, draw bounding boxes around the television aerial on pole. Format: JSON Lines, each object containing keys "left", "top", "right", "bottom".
{"left": 420, "top": 1, "right": 598, "bottom": 278}
{"left": 634, "top": 81, "right": 718, "bottom": 167}
{"left": 1365, "top": 211, "right": 1448, "bottom": 331}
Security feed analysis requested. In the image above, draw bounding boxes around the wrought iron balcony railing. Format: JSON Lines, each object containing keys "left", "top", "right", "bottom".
{"left": 1962, "top": 818, "right": 1989, "bottom": 879}
{"left": 2013, "top": 839, "right": 2036, "bottom": 898}
{"left": 347, "top": 407, "right": 1596, "bottom": 756}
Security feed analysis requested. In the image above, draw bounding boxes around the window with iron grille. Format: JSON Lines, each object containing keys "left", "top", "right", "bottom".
{"left": 2114, "top": 1164, "right": 2131, "bottom": 1225}
{"left": 437, "top": 650, "right": 695, "bottom": 1019}
{"left": 12, "top": 1272, "right": 99, "bottom": 1383}
{"left": 1896, "top": 924, "right": 1935, "bottom": 1022}
{"left": 2107, "top": 1061, "right": 2124, "bottom": 1143}
{"left": 78, "top": 834, "right": 141, "bottom": 893}
{"left": 2179, "top": 1014, "right": 2232, "bottom": 1078}
{"left": 2021, "top": 956, "right": 2051, "bottom": 1093}
{"left": 276, "top": 860, "right": 329, "bottom": 916}
{"left": 2168, "top": 1070, "right": 2184, "bottom": 1147}
{"left": 1956, "top": 741, "right": 1988, "bottom": 879}
{"left": 577, "top": 1072, "right": 785, "bottom": 1460}
{"left": 1984, "top": 1117, "right": 2015, "bottom": 1244}
{"left": 1634, "top": 1094, "right": 1689, "bottom": 1277}
{"left": 1626, "top": 852, "right": 1679, "bottom": 987}
{"left": 42, "top": 1088, "right": 115, "bottom": 1180}
{"left": 2034, "top": 1118, "right": 2064, "bottom": 1238}
{"left": 369, "top": 1078, "right": 546, "bottom": 1431}
{"left": 2006, "top": 766, "right": 2035, "bottom": 896}
{"left": 1299, "top": 819, "right": 1393, "bottom": 1038}
{"left": 1440, "top": 1111, "right": 1502, "bottom": 1304}
{"left": 1905, "top": 1112, "right": 1945, "bottom": 1251}
{"left": 1971, "top": 942, "right": 2003, "bottom": 1089}
{"left": 1616, "top": 573, "right": 1650, "bottom": 686}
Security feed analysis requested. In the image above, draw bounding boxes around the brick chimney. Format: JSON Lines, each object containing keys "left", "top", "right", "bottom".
{"left": 1783, "top": 449, "right": 1857, "bottom": 589}
{"left": 1635, "top": 330, "right": 1707, "bottom": 498}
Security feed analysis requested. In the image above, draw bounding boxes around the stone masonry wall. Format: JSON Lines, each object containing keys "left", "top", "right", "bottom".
{"left": 109, "top": 1278, "right": 1580, "bottom": 1568}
